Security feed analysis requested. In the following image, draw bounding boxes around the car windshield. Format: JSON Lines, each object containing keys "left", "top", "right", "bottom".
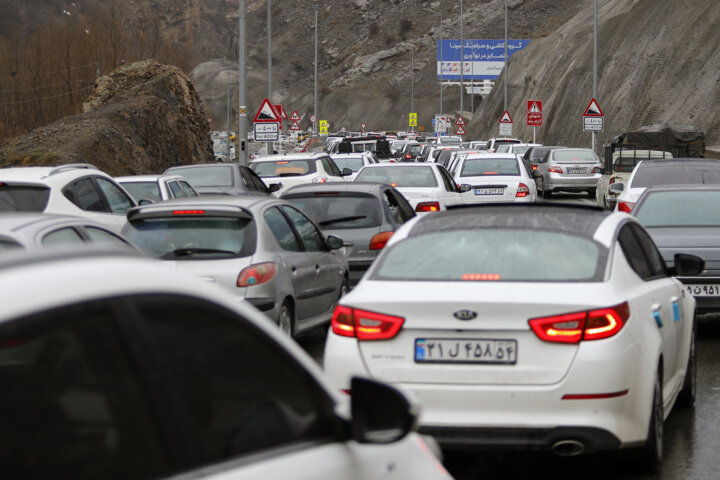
{"left": 635, "top": 190, "right": 720, "bottom": 227}
{"left": 332, "top": 156, "right": 365, "bottom": 172}
{"left": 461, "top": 158, "right": 520, "bottom": 177}
{"left": 120, "top": 181, "right": 161, "bottom": 202}
{"left": 407, "top": 144, "right": 423, "bottom": 156}
{"left": 0, "top": 185, "right": 51, "bottom": 212}
{"left": 355, "top": 166, "right": 438, "bottom": 188}
{"left": 552, "top": 150, "right": 597, "bottom": 163}
{"left": 284, "top": 194, "right": 382, "bottom": 229}
{"left": 631, "top": 164, "right": 720, "bottom": 188}
{"left": 251, "top": 160, "right": 316, "bottom": 177}
{"left": 168, "top": 166, "right": 233, "bottom": 187}
{"left": 373, "top": 229, "right": 605, "bottom": 282}
{"left": 125, "top": 217, "right": 255, "bottom": 259}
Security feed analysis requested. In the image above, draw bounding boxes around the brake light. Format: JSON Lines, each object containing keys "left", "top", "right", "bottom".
{"left": 528, "top": 302, "right": 629, "bottom": 344}
{"left": 369, "top": 231, "right": 394, "bottom": 250}
{"left": 331, "top": 306, "right": 405, "bottom": 340}
{"left": 276, "top": 161, "right": 289, "bottom": 164}
{"left": 405, "top": 154, "right": 413, "bottom": 160}
{"left": 531, "top": 165, "right": 538, "bottom": 171}
{"left": 609, "top": 177, "right": 615, "bottom": 184}
{"left": 312, "top": 177, "right": 328, "bottom": 183}
{"left": 416, "top": 201, "right": 440, "bottom": 212}
{"left": 618, "top": 201, "right": 635, "bottom": 213}
{"left": 237, "top": 262, "right": 277, "bottom": 287}
{"left": 516, "top": 183, "right": 529, "bottom": 197}
{"left": 172, "top": 210, "right": 205, "bottom": 215}
{"left": 548, "top": 167, "right": 563, "bottom": 174}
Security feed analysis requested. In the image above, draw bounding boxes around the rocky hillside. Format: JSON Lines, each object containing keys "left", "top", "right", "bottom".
{"left": 0, "top": 61, "right": 213, "bottom": 175}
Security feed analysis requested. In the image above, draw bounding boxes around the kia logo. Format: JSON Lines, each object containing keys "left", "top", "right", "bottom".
{"left": 453, "top": 310, "right": 477, "bottom": 321}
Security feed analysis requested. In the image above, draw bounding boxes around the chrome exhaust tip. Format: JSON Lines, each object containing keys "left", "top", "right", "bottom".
{"left": 551, "top": 439, "right": 586, "bottom": 457}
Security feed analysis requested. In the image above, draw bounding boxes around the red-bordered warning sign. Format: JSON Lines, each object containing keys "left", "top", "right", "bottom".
{"left": 290, "top": 110, "right": 300, "bottom": 121}
{"left": 527, "top": 100, "right": 542, "bottom": 127}
{"left": 499, "top": 110, "right": 513, "bottom": 123}
{"left": 253, "top": 98, "right": 280, "bottom": 123}
{"left": 455, "top": 116, "right": 465, "bottom": 126}
{"left": 455, "top": 125, "right": 466, "bottom": 135}
{"left": 583, "top": 98, "right": 604, "bottom": 117}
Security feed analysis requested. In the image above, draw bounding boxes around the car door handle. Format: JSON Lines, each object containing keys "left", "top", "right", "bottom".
{"left": 652, "top": 303, "right": 663, "bottom": 328}
{"left": 671, "top": 297, "right": 681, "bottom": 322}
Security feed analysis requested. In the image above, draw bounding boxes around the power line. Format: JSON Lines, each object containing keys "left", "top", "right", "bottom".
{"left": 0, "top": 62, "right": 97, "bottom": 80}
{"left": 0, "top": 79, "right": 88, "bottom": 95}
{"left": 0, "top": 85, "right": 94, "bottom": 107}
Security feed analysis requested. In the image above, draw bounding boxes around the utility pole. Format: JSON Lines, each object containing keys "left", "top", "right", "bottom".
{"left": 593, "top": 0, "right": 598, "bottom": 152}
{"left": 314, "top": 1, "right": 319, "bottom": 136}
{"left": 266, "top": 0, "right": 273, "bottom": 154}
{"left": 226, "top": 81, "right": 231, "bottom": 159}
{"left": 504, "top": 0, "right": 508, "bottom": 111}
{"left": 459, "top": 0, "right": 464, "bottom": 117}
{"left": 411, "top": 46, "right": 414, "bottom": 133}
{"left": 238, "top": 0, "right": 248, "bottom": 164}
{"left": 439, "top": 2, "right": 443, "bottom": 116}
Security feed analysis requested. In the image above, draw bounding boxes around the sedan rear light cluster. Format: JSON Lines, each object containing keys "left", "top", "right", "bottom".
{"left": 369, "top": 231, "right": 394, "bottom": 250}
{"left": 516, "top": 183, "right": 529, "bottom": 198}
{"left": 529, "top": 302, "right": 630, "bottom": 343}
{"left": 548, "top": 167, "right": 563, "bottom": 174}
{"left": 617, "top": 201, "right": 635, "bottom": 213}
{"left": 416, "top": 201, "right": 440, "bottom": 212}
{"left": 331, "top": 306, "right": 404, "bottom": 340}
{"left": 237, "top": 262, "right": 277, "bottom": 287}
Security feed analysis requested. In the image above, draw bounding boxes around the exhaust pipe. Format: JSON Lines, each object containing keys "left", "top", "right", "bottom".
{"left": 551, "top": 439, "right": 585, "bottom": 457}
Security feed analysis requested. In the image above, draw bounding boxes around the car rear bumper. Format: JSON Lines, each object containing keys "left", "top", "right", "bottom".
{"left": 246, "top": 297, "right": 276, "bottom": 312}
{"left": 546, "top": 174, "right": 600, "bottom": 191}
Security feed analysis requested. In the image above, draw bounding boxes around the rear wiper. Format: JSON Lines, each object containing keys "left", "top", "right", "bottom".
{"left": 319, "top": 215, "right": 367, "bottom": 226}
{"left": 162, "top": 248, "right": 236, "bottom": 258}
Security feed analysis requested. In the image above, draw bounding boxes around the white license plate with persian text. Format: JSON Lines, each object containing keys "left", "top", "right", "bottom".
{"left": 415, "top": 338, "right": 517, "bottom": 364}
{"left": 685, "top": 284, "right": 720, "bottom": 296}
{"left": 567, "top": 168, "right": 586, "bottom": 174}
{"left": 475, "top": 188, "right": 505, "bottom": 195}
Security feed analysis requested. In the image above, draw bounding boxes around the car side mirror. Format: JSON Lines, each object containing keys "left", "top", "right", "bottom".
{"left": 268, "top": 183, "right": 281, "bottom": 193}
{"left": 326, "top": 234, "right": 344, "bottom": 250}
{"left": 350, "top": 377, "right": 418, "bottom": 444}
{"left": 672, "top": 253, "right": 705, "bottom": 276}
{"left": 609, "top": 183, "right": 624, "bottom": 194}
{"left": 459, "top": 183, "right": 472, "bottom": 193}
{"left": 138, "top": 198, "right": 155, "bottom": 206}
{"left": 341, "top": 168, "right": 353, "bottom": 177}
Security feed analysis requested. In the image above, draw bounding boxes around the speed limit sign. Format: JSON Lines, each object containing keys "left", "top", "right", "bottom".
{"left": 310, "top": 114, "right": 317, "bottom": 123}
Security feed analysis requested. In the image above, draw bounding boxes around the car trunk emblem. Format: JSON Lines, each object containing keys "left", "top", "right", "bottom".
{"left": 454, "top": 310, "right": 478, "bottom": 321}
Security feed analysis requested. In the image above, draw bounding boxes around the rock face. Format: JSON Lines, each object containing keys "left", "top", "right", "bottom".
{"left": 0, "top": 61, "right": 213, "bottom": 176}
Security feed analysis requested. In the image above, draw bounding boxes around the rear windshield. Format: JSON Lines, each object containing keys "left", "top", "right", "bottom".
{"left": 0, "top": 184, "right": 50, "bottom": 212}
{"left": 635, "top": 190, "right": 720, "bottom": 227}
{"left": 331, "top": 156, "right": 365, "bottom": 172}
{"left": 461, "top": 158, "right": 520, "bottom": 177}
{"left": 251, "top": 160, "right": 317, "bottom": 177}
{"left": 124, "top": 217, "right": 255, "bottom": 260}
{"left": 284, "top": 194, "right": 382, "bottom": 229}
{"left": 612, "top": 151, "right": 672, "bottom": 173}
{"left": 512, "top": 146, "right": 532, "bottom": 155}
{"left": 439, "top": 137, "right": 462, "bottom": 146}
{"left": 406, "top": 145, "right": 423, "bottom": 156}
{"left": 168, "top": 166, "right": 234, "bottom": 188}
{"left": 120, "top": 182, "right": 161, "bottom": 202}
{"left": 355, "top": 166, "right": 438, "bottom": 188}
{"left": 551, "top": 150, "right": 597, "bottom": 163}
{"left": 373, "top": 229, "right": 605, "bottom": 282}
{"left": 631, "top": 164, "right": 720, "bottom": 188}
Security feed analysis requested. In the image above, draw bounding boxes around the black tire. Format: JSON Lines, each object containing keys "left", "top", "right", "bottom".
{"left": 631, "top": 372, "right": 663, "bottom": 474}
{"left": 677, "top": 319, "right": 697, "bottom": 408}
{"left": 277, "top": 300, "right": 294, "bottom": 337}
{"left": 339, "top": 277, "right": 350, "bottom": 299}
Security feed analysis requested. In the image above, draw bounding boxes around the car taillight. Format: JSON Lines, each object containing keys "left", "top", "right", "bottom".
{"left": 369, "top": 231, "right": 394, "bottom": 250}
{"left": 416, "top": 201, "right": 440, "bottom": 212}
{"left": 237, "top": 262, "right": 277, "bottom": 287}
{"left": 531, "top": 165, "right": 538, "bottom": 171}
{"left": 331, "top": 306, "right": 404, "bottom": 340}
{"left": 313, "top": 177, "right": 328, "bottom": 183}
{"left": 548, "top": 167, "right": 563, "bottom": 174}
{"left": 528, "top": 302, "right": 629, "bottom": 344}
{"left": 405, "top": 154, "right": 413, "bottom": 160}
{"left": 609, "top": 177, "right": 615, "bottom": 184}
{"left": 516, "top": 183, "right": 529, "bottom": 197}
{"left": 618, "top": 201, "right": 635, "bottom": 213}
{"left": 173, "top": 210, "right": 205, "bottom": 215}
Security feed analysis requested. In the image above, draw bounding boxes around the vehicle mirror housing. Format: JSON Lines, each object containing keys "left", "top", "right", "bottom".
{"left": 326, "top": 234, "right": 344, "bottom": 250}
{"left": 268, "top": 183, "right": 281, "bottom": 193}
{"left": 672, "top": 253, "right": 705, "bottom": 276}
{"left": 459, "top": 184, "right": 472, "bottom": 193}
{"left": 138, "top": 198, "right": 155, "bottom": 206}
{"left": 341, "top": 167, "right": 353, "bottom": 176}
{"left": 609, "top": 183, "right": 625, "bottom": 193}
{"left": 350, "top": 377, "right": 418, "bottom": 444}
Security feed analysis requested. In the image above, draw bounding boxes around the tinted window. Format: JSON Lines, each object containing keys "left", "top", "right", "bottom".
{"left": 438, "top": 166, "right": 459, "bottom": 191}
{"left": 374, "top": 229, "right": 605, "bottom": 282}
{"left": 168, "top": 181, "right": 184, "bottom": 198}
{"left": 125, "top": 217, "right": 255, "bottom": 259}
{"left": 285, "top": 194, "right": 382, "bottom": 229}
{"left": 355, "top": 166, "right": 438, "bottom": 188}
{"left": 623, "top": 223, "right": 667, "bottom": 279}
{"left": 382, "top": 190, "right": 414, "bottom": 224}
{"left": 95, "top": 178, "right": 134, "bottom": 214}
{"left": 238, "top": 168, "right": 268, "bottom": 192}
{"left": 0, "top": 184, "right": 50, "bottom": 212}
{"left": 631, "top": 164, "right": 720, "bottom": 188}
{"left": 42, "top": 227, "right": 85, "bottom": 246}
{"left": 251, "top": 160, "right": 317, "bottom": 177}
{"left": 264, "top": 207, "right": 301, "bottom": 251}
{"left": 551, "top": 150, "right": 598, "bottom": 163}
{"left": 64, "top": 178, "right": 106, "bottom": 212}
{"left": 282, "top": 206, "right": 326, "bottom": 252}
{"left": 618, "top": 224, "right": 657, "bottom": 280}
{"left": 321, "top": 157, "right": 342, "bottom": 177}
{"left": 135, "top": 296, "right": 338, "bottom": 463}
{"left": 0, "top": 300, "right": 169, "bottom": 479}
{"left": 331, "top": 156, "right": 365, "bottom": 172}
{"left": 179, "top": 181, "right": 198, "bottom": 197}
{"left": 167, "top": 166, "right": 235, "bottom": 188}
{"left": 461, "top": 158, "right": 520, "bottom": 177}
{"left": 120, "top": 181, "right": 161, "bottom": 202}
{"left": 85, "top": 226, "right": 132, "bottom": 247}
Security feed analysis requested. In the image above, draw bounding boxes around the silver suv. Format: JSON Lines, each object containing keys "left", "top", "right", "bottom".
{"left": 535, "top": 148, "right": 603, "bottom": 199}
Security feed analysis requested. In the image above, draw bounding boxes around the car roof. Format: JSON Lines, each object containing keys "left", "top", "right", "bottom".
{"left": 643, "top": 183, "right": 720, "bottom": 192}
{"left": 0, "top": 164, "right": 100, "bottom": 182}
{"left": 281, "top": 182, "right": 385, "bottom": 196}
{"left": 637, "top": 158, "right": 720, "bottom": 168}
{"left": 127, "top": 193, "right": 278, "bottom": 215}
{"left": 0, "top": 212, "right": 96, "bottom": 232}
{"left": 115, "top": 175, "right": 163, "bottom": 182}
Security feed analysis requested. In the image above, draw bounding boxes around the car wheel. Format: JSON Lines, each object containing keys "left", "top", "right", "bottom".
{"left": 677, "top": 320, "right": 697, "bottom": 408}
{"left": 277, "top": 300, "right": 294, "bottom": 337}
{"left": 339, "top": 277, "right": 350, "bottom": 299}
{"left": 631, "top": 371, "right": 663, "bottom": 473}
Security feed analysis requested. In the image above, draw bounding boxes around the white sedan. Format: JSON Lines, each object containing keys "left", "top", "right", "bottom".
{"left": 449, "top": 153, "right": 537, "bottom": 203}
{"left": 353, "top": 163, "right": 465, "bottom": 213}
{"left": 324, "top": 204, "right": 701, "bottom": 472}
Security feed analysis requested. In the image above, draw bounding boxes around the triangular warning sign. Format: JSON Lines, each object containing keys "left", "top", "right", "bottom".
{"left": 290, "top": 121, "right": 301, "bottom": 131}
{"left": 499, "top": 110, "right": 513, "bottom": 123}
{"left": 529, "top": 102, "right": 541, "bottom": 113}
{"left": 455, "top": 125, "right": 466, "bottom": 135}
{"left": 253, "top": 98, "right": 280, "bottom": 123}
{"left": 583, "top": 98, "right": 604, "bottom": 117}
{"left": 290, "top": 110, "right": 300, "bottom": 121}
{"left": 279, "top": 105, "right": 288, "bottom": 120}
{"left": 455, "top": 116, "right": 465, "bottom": 126}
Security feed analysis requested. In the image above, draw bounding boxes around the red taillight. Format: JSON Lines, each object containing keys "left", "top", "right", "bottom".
{"left": 405, "top": 154, "right": 413, "bottom": 160}
{"left": 237, "top": 262, "right": 277, "bottom": 287}
{"left": 172, "top": 210, "right": 205, "bottom": 215}
{"left": 548, "top": 167, "right": 563, "bottom": 174}
{"left": 531, "top": 165, "right": 538, "bottom": 171}
{"left": 331, "top": 306, "right": 405, "bottom": 340}
{"left": 528, "top": 302, "right": 629, "bottom": 344}
{"left": 609, "top": 177, "right": 615, "bottom": 185}
{"left": 369, "top": 231, "right": 394, "bottom": 250}
{"left": 416, "top": 201, "right": 440, "bottom": 212}
{"left": 562, "top": 390, "right": 629, "bottom": 400}
{"left": 516, "top": 183, "right": 529, "bottom": 197}
{"left": 618, "top": 201, "right": 634, "bottom": 213}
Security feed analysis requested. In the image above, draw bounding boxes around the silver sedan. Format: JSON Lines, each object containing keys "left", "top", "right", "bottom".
{"left": 536, "top": 148, "right": 603, "bottom": 199}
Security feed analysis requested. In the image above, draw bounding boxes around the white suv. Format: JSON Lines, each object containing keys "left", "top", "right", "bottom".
{"left": 0, "top": 164, "right": 136, "bottom": 232}
{"left": 249, "top": 152, "right": 351, "bottom": 196}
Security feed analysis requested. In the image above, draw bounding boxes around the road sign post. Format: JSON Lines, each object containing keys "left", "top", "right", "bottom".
{"left": 499, "top": 110, "right": 513, "bottom": 137}
{"left": 582, "top": 98, "right": 604, "bottom": 146}
{"left": 527, "top": 100, "right": 542, "bottom": 144}
{"left": 253, "top": 98, "right": 281, "bottom": 144}
{"left": 409, "top": 113, "right": 418, "bottom": 130}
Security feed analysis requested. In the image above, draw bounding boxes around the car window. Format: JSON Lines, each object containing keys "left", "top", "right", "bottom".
{"left": 461, "top": 158, "right": 520, "bottom": 177}
{"left": 355, "top": 166, "right": 439, "bottom": 188}
{"left": 85, "top": 226, "right": 132, "bottom": 247}
{"left": 264, "top": 206, "right": 301, "bottom": 251}
{"left": 618, "top": 224, "right": 659, "bottom": 280}
{"left": 284, "top": 194, "right": 382, "bottom": 229}
{"left": 631, "top": 164, "right": 720, "bottom": 188}
{"left": 134, "top": 295, "right": 339, "bottom": 465}
{"left": 64, "top": 177, "right": 107, "bottom": 212}
{"left": 635, "top": 190, "right": 720, "bottom": 227}
{"left": 41, "top": 227, "right": 85, "bottom": 246}
{"left": 238, "top": 168, "right": 265, "bottom": 192}
{"left": 0, "top": 299, "right": 169, "bottom": 479}
{"left": 178, "top": 181, "right": 198, "bottom": 197}
{"left": 437, "top": 166, "right": 458, "bottom": 191}
{"left": 167, "top": 181, "right": 184, "bottom": 198}
{"left": 627, "top": 223, "right": 668, "bottom": 278}
{"left": 95, "top": 178, "right": 134, "bottom": 214}
{"left": 0, "top": 184, "right": 50, "bottom": 212}
{"left": 282, "top": 206, "right": 326, "bottom": 252}
{"left": 382, "top": 190, "right": 408, "bottom": 224}
{"left": 251, "top": 160, "right": 316, "bottom": 177}
{"left": 321, "top": 156, "right": 342, "bottom": 177}
{"left": 167, "top": 166, "right": 235, "bottom": 188}
{"left": 551, "top": 150, "right": 597, "bottom": 163}
{"left": 331, "top": 156, "right": 365, "bottom": 172}
{"left": 120, "top": 181, "right": 161, "bottom": 202}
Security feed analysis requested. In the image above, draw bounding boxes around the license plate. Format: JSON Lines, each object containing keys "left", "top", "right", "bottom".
{"left": 475, "top": 187, "right": 505, "bottom": 195}
{"left": 414, "top": 338, "right": 517, "bottom": 364}
{"left": 685, "top": 284, "right": 720, "bottom": 296}
{"left": 567, "top": 168, "right": 586, "bottom": 174}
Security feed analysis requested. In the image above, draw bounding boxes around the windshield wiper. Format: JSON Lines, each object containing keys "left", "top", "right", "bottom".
{"left": 318, "top": 215, "right": 367, "bottom": 226}
{"left": 162, "top": 247, "right": 236, "bottom": 258}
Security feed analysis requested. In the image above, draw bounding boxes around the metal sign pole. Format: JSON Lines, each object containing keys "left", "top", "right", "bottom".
{"left": 592, "top": 0, "right": 598, "bottom": 153}
{"left": 533, "top": 127, "right": 536, "bottom": 144}
{"left": 459, "top": 0, "right": 464, "bottom": 116}
{"left": 238, "top": 0, "right": 247, "bottom": 165}
{"left": 314, "top": 2, "right": 319, "bottom": 136}
{"left": 439, "top": 3, "right": 443, "bottom": 116}
{"left": 266, "top": 0, "right": 273, "bottom": 155}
